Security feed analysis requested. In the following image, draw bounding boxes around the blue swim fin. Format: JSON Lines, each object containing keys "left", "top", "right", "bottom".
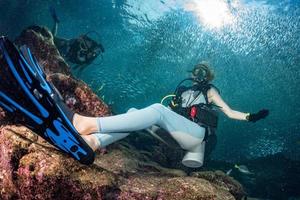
{"left": 0, "top": 36, "right": 95, "bottom": 165}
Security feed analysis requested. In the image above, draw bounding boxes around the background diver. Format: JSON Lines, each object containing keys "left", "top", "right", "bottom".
{"left": 49, "top": 6, "right": 105, "bottom": 73}
{"left": 0, "top": 37, "right": 269, "bottom": 167}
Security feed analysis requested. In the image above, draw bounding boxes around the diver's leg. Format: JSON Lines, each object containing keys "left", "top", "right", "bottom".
{"left": 97, "top": 103, "right": 203, "bottom": 138}
{"left": 74, "top": 103, "right": 204, "bottom": 138}
{"left": 96, "top": 104, "right": 162, "bottom": 133}
{"left": 73, "top": 105, "right": 162, "bottom": 136}
{"left": 80, "top": 103, "right": 205, "bottom": 151}
{"left": 81, "top": 132, "right": 129, "bottom": 151}
{"left": 81, "top": 134, "right": 100, "bottom": 151}
{"left": 73, "top": 114, "right": 99, "bottom": 135}
{"left": 79, "top": 108, "right": 135, "bottom": 149}
{"left": 72, "top": 106, "right": 150, "bottom": 136}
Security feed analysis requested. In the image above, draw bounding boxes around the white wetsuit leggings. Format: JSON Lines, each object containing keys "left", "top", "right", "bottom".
{"left": 93, "top": 103, "right": 205, "bottom": 148}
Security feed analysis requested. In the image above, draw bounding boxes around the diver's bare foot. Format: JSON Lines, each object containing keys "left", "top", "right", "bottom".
{"left": 73, "top": 114, "right": 99, "bottom": 135}
{"left": 81, "top": 135, "right": 100, "bottom": 151}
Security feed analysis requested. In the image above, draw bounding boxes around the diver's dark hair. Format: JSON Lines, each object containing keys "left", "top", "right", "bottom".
{"left": 192, "top": 62, "right": 215, "bottom": 82}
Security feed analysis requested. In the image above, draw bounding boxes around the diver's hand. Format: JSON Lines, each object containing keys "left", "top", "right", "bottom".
{"left": 247, "top": 109, "right": 269, "bottom": 122}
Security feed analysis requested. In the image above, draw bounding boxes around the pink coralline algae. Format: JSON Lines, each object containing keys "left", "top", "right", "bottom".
{"left": 65, "top": 96, "right": 77, "bottom": 109}
{"left": 0, "top": 129, "right": 16, "bottom": 199}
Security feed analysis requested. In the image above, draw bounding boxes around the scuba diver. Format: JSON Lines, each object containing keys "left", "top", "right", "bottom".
{"left": 74, "top": 62, "right": 269, "bottom": 168}
{"left": 49, "top": 6, "right": 105, "bottom": 71}
{"left": 0, "top": 36, "right": 269, "bottom": 167}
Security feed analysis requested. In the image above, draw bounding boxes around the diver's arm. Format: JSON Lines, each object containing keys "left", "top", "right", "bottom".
{"left": 208, "top": 88, "right": 248, "bottom": 120}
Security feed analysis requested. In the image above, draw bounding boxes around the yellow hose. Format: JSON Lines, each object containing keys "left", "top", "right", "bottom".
{"left": 160, "top": 94, "right": 176, "bottom": 105}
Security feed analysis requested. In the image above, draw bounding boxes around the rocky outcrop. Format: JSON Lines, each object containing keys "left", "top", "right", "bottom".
{"left": 191, "top": 171, "right": 245, "bottom": 200}
{"left": 0, "top": 26, "right": 245, "bottom": 199}
{"left": 15, "top": 25, "right": 71, "bottom": 75}
{"left": 0, "top": 125, "right": 245, "bottom": 200}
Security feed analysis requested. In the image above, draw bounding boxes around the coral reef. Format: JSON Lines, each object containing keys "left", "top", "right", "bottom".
{"left": 0, "top": 26, "right": 245, "bottom": 199}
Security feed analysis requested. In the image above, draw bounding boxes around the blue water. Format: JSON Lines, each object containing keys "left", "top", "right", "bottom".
{"left": 1, "top": 0, "right": 299, "bottom": 168}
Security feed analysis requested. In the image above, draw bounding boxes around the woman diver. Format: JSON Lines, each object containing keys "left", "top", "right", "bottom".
{"left": 73, "top": 62, "right": 269, "bottom": 168}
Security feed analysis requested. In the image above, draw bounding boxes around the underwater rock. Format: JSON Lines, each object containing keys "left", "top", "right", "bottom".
{"left": 14, "top": 26, "right": 70, "bottom": 75}
{"left": 0, "top": 26, "right": 246, "bottom": 199}
{"left": 118, "top": 175, "right": 224, "bottom": 200}
{"left": 191, "top": 170, "right": 245, "bottom": 200}
{"left": 48, "top": 73, "right": 111, "bottom": 117}
{"left": 95, "top": 142, "right": 187, "bottom": 177}
{"left": 0, "top": 125, "right": 37, "bottom": 199}
{"left": 0, "top": 125, "right": 246, "bottom": 200}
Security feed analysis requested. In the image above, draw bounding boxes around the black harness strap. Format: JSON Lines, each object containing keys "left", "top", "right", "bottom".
{"left": 170, "top": 79, "right": 220, "bottom": 142}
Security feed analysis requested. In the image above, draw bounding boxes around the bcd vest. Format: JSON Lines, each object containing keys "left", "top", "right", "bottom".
{"left": 169, "top": 79, "right": 219, "bottom": 142}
